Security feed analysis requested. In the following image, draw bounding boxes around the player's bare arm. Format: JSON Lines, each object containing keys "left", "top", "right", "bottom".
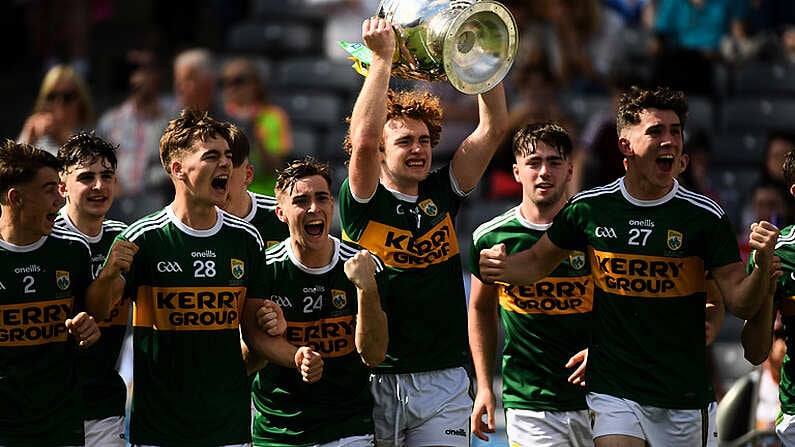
{"left": 242, "top": 298, "right": 324, "bottom": 383}
{"left": 479, "top": 235, "right": 569, "bottom": 285}
{"left": 85, "top": 239, "right": 138, "bottom": 320}
{"left": 450, "top": 82, "right": 508, "bottom": 192}
{"left": 468, "top": 274, "right": 499, "bottom": 441}
{"left": 713, "top": 221, "right": 781, "bottom": 319}
{"left": 345, "top": 249, "right": 388, "bottom": 367}
{"left": 347, "top": 17, "right": 395, "bottom": 199}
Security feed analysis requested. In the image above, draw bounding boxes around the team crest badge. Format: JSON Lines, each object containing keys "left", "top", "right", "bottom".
{"left": 231, "top": 259, "right": 245, "bottom": 279}
{"left": 419, "top": 199, "right": 438, "bottom": 217}
{"left": 667, "top": 230, "right": 683, "bottom": 251}
{"left": 331, "top": 289, "right": 347, "bottom": 309}
{"left": 56, "top": 270, "right": 70, "bottom": 291}
{"left": 569, "top": 251, "right": 586, "bottom": 270}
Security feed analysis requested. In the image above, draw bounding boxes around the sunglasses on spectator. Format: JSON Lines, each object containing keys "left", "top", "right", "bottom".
{"left": 45, "top": 90, "right": 79, "bottom": 104}
{"left": 220, "top": 75, "right": 251, "bottom": 88}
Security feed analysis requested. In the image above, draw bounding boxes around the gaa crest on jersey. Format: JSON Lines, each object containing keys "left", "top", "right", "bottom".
{"left": 419, "top": 199, "right": 438, "bottom": 217}
{"left": 331, "top": 289, "right": 347, "bottom": 309}
{"left": 56, "top": 270, "right": 70, "bottom": 290}
{"left": 231, "top": 258, "right": 245, "bottom": 279}
{"left": 667, "top": 230, "right": 683, "bottom": 251}
{"left": 569, "top": 251, "right": 586, "bottom": 270}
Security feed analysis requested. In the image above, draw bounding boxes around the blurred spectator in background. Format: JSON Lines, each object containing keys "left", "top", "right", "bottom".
{"left": 678, "top": 127, "right": 722, "bottom": 203}
{"left": 220, "top": 57, "right": 293, "bottom": 195}
{"left": 24, "top": 0, "right": 102, "bottom": 77}
{"left": 738, "top": 179, "right": 788, "bottom": 262}
{"left": 651, "top": 0, "right": 749, "bottom": 95}
{"left": 18, "top": 64, "right": 94, "bottom": 154}
{"left": 97, "top": 39, "right": 174, "bottom": 222}
{"left": 173, "top": 47, "right": 226, "bottom": 118}
{"left": 752, "top": 130, "right": 795, "bottom": 228}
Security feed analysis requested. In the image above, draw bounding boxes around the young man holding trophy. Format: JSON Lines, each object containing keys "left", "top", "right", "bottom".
{"left": 339, "top": 14, "right": 509, "bottom": 447}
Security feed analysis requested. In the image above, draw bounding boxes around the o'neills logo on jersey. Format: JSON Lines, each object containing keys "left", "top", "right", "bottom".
{"left": 133, "top": 286, "right": 245, "bottom": 331}
{"left": 231, "top": 258, "right": 244, "bottom": 279}
{"left": 0, "top": 297, "right": 73, "bottom": 346}
{"left": 357, "top": 215, "right": 459, "bottom": 269}
{"left": 285, "top": 315, "right": 356, "bottom": 358}
{"left": 56, "top": 270, "right": 70, "bottom": 291}
{"left": 589, "top": 248, "right": 704, "bottom": 298}
{"left": 498, "top": 276, "right": 594, "bottom": 315}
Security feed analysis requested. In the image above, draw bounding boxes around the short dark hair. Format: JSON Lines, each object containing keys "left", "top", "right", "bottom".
{"left": 57, "top": 131, "right": 118, "bottom": 174}
{"left": 160, "top": 109, "right": 229, "bottom": 173}
{"left": 226, "top": 123, "right": 250, "bottom": 167}
{"left": 0, "top": 140, "right": 61, "bottom": 204}
{"left": 274, "top": 157, "right": 332, "bottom": 198}
{"left": 512, "top": 122, "right": 573, "bottom": 159}
{"left": 783, "top": 150, "right": 795, "bottom": 187}
{"left": 617, "top": 86, "right": 688, "bottom": 134}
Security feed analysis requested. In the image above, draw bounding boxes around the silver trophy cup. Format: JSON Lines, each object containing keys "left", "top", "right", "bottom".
{"left": 378, "top": 0, "right": 518, "bottom": 94}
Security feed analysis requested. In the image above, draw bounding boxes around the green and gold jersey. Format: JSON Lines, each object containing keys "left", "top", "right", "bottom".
{"left": 252, "top": 236, "right": 385, "bottom": 446}
{"left": 0, "top": 228, "right": 91, "bottom": 446}
{"left": 56, "top": 209, "right": 129, "bottom": 420}
{"left": 338, "top": 166, "right": 469, "bottom": 373}
{"left": 241, "top": 191, "right": 289, "bottom": 249}
{"left": 470, "top": 206, "right": 592, "bottom": 411}
{"left": 546, "top": 178, "right": 739, "bottom": 409}
{"left": 770, "top": 225, "right": 795, "bottom": 414}
{"left": 119, "top": 206, "right": 266, "bottom": 446}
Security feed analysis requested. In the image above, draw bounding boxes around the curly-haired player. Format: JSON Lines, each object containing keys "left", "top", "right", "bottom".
{"left": 338, "top": 16, "right": 508, "bottom": 447}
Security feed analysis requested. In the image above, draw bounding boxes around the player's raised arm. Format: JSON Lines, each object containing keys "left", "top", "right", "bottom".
{"left": 712, "top": 221, "right": 781, "bottom": 320}
{"left": 347, "top": 17, "right": 395, "bottom": 199}
{"left": 449, "top": 82, "right": 508, "bottom": 192}
{"left": 345, "top": 249, "right": 388, "bottom": 367}
{"left": 86, "top": 239, "right": 137, "bottom": 320}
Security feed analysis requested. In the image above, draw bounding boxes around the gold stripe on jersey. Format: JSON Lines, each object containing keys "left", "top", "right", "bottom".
{"left": 498, "top": 275, "right": 594, "bottom": 315}
{"left": 0, "top": 297, "right": 74, "bottom": 346}
{"left": 355, "top": 214, "right": 459, "bottom": 269}
{"left": 133, "top": 286, "right": 246, "bottom": 331}
{"left": 284, "top": 315, "right": 356, "bottom": 359}
{"left": 589, "top": 248, "right": 705, "bottom": 298}
{"left": 97, "top": 296, "right": 131, "bottom": 328}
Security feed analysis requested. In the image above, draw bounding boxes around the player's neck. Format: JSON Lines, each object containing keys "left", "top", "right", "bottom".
{"left": 0, "top": 214, "right": 42, "bottom": 246}
{"left": 226, "top": 191, "right": 253, "bottom": 219}
{"left": 623, "top": 171, "right": 675, "bottom": 201}
{"left": 380, "top": 174, "right": 419, "bottom": 196}
{"left": 170, "top": 198, "right": 218, "bottom": 230}
{"left": 66, "top": 207, "right": 103, "bottom": 237}
{"left": 520, "top": 198, "right": 566, "bottom": 225}
{"left": 292, "top": 237, "right": 334, "bottom": 268}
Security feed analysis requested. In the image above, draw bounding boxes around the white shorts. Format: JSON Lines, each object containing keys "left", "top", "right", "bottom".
{"left": 777, "top": 411, "right": 795, "bottom": 445}
{"left": 315, "top": 434, "right": 374, "bottom": 447}
{"left": 587, "top": 392, "right": 709, "bottom": 447}
{"left": 706, "top": 401, "right": 717, "bottom": 447}
{"left": 370, "top": 367, "right": 472, "bottom": 447}
{"left": 85, "top": 415, "right": 126, "bottom": 447}
{"left": 506, "top": 408, "right": 592, "bottom": 447}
